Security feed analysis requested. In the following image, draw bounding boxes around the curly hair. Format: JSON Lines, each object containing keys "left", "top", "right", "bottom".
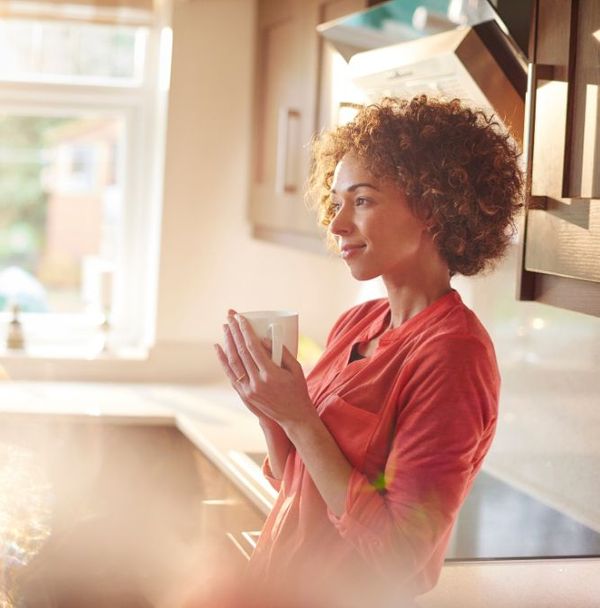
{"left": 308, "top": 96, "right": 524, "bottom": 277}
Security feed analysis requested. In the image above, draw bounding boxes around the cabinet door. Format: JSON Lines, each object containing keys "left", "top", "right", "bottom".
{"left": 250, "top": 0, "right": 368, "bottom": 250}
{"left": 518, "top": 0, "right": 600, "bottom": 316}
{"left": 191, "top": 448, "right": 265, "bottom": 564}
{"left": 251, "top": 0, "right": 302, "bottom": 233}
{"left": 529, "top": 0, "right": 600, "bottom": 200}
{"left": 291, "top": 0, "right": 368, "bottom": 236}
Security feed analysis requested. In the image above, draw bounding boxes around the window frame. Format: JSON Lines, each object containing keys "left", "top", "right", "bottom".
{"left": 0, "top": 19, "right": 167, "bottom": 355}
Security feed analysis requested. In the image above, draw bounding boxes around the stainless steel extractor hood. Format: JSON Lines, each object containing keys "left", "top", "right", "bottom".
{"left": 318, "top": 0, "right": 529, "bottom": 147}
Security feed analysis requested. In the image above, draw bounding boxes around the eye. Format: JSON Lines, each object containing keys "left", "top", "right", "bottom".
{"left": 330, "top": 200, "right": 342, "bottom": 214}
{"left": 355, "top": 197, "right": 369, "bottom": 206}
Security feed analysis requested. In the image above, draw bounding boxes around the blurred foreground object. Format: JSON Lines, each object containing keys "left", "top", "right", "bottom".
{"left": 0, "top": 444, "right": 53, "bottom": 608}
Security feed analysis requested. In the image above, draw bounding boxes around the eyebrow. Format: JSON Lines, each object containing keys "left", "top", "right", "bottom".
{"left": 330, "top": 182, "right": 380, "bottom": 194}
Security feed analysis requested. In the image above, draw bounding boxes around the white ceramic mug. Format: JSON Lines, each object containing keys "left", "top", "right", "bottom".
{"left": 239, "top": 310, "right": 298, "bottom": 367}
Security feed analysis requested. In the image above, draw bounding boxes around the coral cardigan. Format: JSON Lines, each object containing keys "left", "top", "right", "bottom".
{"left": 248, "top": 289, "right": 500, "bottom": 603}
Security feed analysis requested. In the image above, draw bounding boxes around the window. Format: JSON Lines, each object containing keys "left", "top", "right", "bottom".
{"left": 0, "top": 9, "right": 170, "bottom": 356}
{"left": 0, "top": 18, "right": 145, "bottom": 84}
{"left": 0, "top": 113, "right": 125, "bottom": 314}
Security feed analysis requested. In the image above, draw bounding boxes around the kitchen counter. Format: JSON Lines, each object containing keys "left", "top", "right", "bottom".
{"left": 0, "top": 381, "right": 276, "bottom": 515}
{"left": 0, "top": 381, "right": 598, "bottom": 607}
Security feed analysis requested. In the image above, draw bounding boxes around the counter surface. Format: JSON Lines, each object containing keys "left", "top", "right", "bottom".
{"left": 0, "top": 381, "right": 598, "bottom": 607}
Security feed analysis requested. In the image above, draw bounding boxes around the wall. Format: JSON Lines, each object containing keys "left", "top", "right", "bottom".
{"left": 453, "top": 245, "right": 600, "bottom": 533}
{"left": 152, "top": 0, "right": 361, "bottom": 379}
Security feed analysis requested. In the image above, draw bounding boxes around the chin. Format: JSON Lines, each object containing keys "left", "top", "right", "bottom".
{"left": 348, "top": 266, "right": 380, "bottom": 281}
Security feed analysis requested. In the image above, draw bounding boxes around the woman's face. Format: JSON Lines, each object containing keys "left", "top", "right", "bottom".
{"left": 329, "top": 154, "right": 431, "bottom": 282}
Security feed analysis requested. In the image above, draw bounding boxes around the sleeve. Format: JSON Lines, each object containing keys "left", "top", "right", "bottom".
{"left": 326, "top": 334, "right": 499, "bottom": 581}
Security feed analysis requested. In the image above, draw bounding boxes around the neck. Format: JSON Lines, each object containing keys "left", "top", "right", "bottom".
{"left": 376, "top": 227, "right": 453, "bottom": 329}
{"left": 382, "top": 255, "right": 452, "bottom": 329}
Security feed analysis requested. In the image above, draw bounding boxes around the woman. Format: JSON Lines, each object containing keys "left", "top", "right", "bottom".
{"left": 214, "top": 96, "right": 523, "bottom": 607}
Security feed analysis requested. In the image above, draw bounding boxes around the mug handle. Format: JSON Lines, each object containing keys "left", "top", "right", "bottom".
{"left": 269, "top": 323, "right": 283, "bottom": 367}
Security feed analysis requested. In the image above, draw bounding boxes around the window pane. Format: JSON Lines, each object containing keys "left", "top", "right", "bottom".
{"left": 0, "top": 114, "right": 125, "bottom": 314}
{"left": 0, "top": 19, "right": 146, "bottom": 84}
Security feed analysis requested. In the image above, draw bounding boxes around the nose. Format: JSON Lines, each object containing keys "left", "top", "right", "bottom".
{"left": 329, "top": 203, "right": 353, "bottom": 236}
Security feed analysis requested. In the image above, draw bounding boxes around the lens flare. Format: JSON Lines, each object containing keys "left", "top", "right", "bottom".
{"left": 0, "top": 443, "right": 53, "bottom": 607}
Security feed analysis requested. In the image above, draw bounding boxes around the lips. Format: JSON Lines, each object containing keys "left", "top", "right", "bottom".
{"left": 340, "top": 244, "right": 366, "bottom": 259}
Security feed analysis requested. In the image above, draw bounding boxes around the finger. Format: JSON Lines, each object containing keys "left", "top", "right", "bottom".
{"left": 213, "top": 344, "right": 253, "bottom": 406}
{"left": 214, "top": 343, "right": 239, "bottom": 384}
{"left": 235, "top": 314, "right": 273, "bottom": 372}
{"left": 222, "top": 324, "right": 253, "bottom": 381}
{"left": 280, "top": 345, "right": 301, "bottom": 373}
{"left": 227, "top": 315, "right": 261, "bottom": 375}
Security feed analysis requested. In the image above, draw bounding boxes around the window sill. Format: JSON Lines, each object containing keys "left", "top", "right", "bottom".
{"left": 0, "top": 340, "right": 221, "bottom": 384}
{"left": 0, "top": 345, "right": 149, "bottom": 361}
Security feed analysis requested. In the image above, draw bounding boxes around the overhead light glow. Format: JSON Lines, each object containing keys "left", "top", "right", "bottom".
{"left": 531, "top": 318, "right": 546, "bottom": 330}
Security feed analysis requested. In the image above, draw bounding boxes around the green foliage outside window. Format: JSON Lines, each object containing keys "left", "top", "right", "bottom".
{"left": 0, "top": 116, "right": 71, "bottom": 273}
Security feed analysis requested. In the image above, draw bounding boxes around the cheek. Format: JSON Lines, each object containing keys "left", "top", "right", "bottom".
{"left": 377, "top": 224, "right": 423, "bottom": 256}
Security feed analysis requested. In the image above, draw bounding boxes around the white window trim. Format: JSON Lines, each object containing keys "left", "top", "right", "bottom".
{"left": 0, "top": 19, "right": 170, "bottom": 356}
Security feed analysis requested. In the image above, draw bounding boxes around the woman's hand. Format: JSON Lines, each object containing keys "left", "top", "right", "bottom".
{"left": 214, "top": 309, "right": 317, "bottom": 432}
{"left": 214, "top": 317, "right": 267, "bottom": 422}
{"left": 215, "top": 309, "right": 352, "bottom": 513}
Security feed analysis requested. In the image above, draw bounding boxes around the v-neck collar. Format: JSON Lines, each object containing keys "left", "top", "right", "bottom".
{"left": 349, "top": 289, "right": 460, "bottom": 358}
{"left": 323, "top": 289, "right": 462, "bottom": 388}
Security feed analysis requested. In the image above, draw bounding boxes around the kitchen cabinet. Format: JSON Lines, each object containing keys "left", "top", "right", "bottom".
{"left": 518, "top": 0, "right": 600, "bottom": 316}
{"left": 250, "top": 0, "right": 368, "bottom": 252}
{"left": 191, "top": 445, "right": 265, "bottom": 561}
{"left": 0, "top": 418, "right": 266, "bottom": 604}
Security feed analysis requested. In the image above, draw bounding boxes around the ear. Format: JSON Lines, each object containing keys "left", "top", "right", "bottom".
{"left": 423, "top": 221, "right": 437, "bottom": 239}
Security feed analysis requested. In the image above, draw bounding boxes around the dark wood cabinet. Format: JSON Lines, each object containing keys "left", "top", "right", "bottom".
{"left": 518, "top": 0, "right": 600, "bottom": 316}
